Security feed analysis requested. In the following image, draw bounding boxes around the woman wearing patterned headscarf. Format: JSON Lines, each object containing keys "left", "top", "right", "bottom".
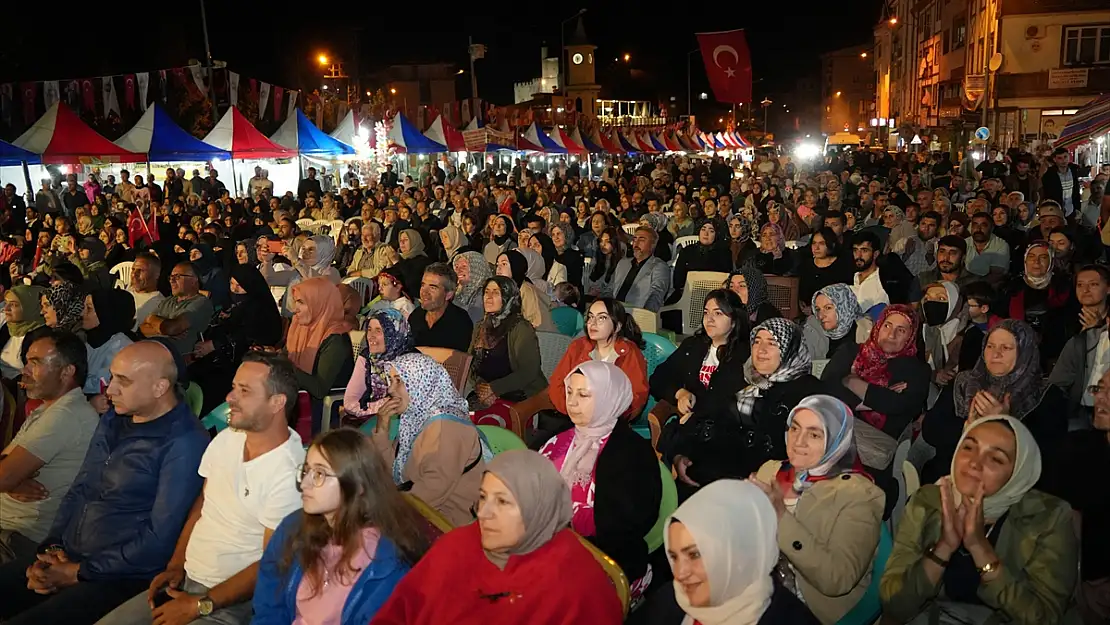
{"left": 882, "top": 417, "right": 1077, "bottom": 625}
{"left": 468, "top": 276, "right": 547, "bottom": 428}
{"left": 752, "top": 395, "right": 885, "bottom": 624}
{"left": 342, "top": 308, "right": 416, "bottom": 425}
{"left": 539, "top": 361, "right": 660, "bottom": 602}
{"left": 372, "top": 449, "right": 624, "bottom": 624}
{"left": 919, "top": 319, "right": 1068, "bottom": 484}
{"left": 370, "top": 351, "right": 490, "bottom": 527}
{"left": 452, "top": 250, "right": 494, "bottom": 323}
{"left": 754, "top": 221, "right": 795, "bottom": 276}
{"left": 41, "top": 281, "right": 85, "bottom": 333}
{"left": 823, "top": 305, "right": 932, "bottom": 468}
{"left": 1007, "top": 242, "right": 1072, "bottom": 366}
{"left": 802, "top": 283, "right": 872, "bottom": 361}
{"left": 725, "top": 266, "right": 783, "bottom": 326}
{"left": 727, "top": 213, "right": 759, "bottom": 270}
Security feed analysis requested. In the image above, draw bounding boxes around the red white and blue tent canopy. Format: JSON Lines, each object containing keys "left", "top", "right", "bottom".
{"left": 571, "top": 127, "right": 604, "bottom": 154}
{"left": 204, "top": 107, "right": 295, "bottom": 159}
{"left": 329, "top": 110, "right": 368, "bottom": 149}
{"left": 522, "top": 122, "right": 566, "bottom": 153}
{"left": 423, "top": 114, "right": 466, "bottom": 152}
{"left": 115, "top": 103, "right": 231, "bottom": 162}
{"left": 614, "top": 129, "right": 639, "bottom": 152}
{"left": 550, "top": 127, "right": 586, "bottom": 154}
{"left": 271, "top": 109, "right": 356, "bottom": 155}
{"left": 14, "top": 102, "right": 144, "bottom": 164}
{"left": 0, "top": 139, "right": 40, "bottom": 165}
{"left": 388, "top": 112, "right": 446, "bottom": 153}
{"left": 645, "top": 131, "right": 667, "bottom": 152}
{"left": 595, "top": 128, "right": 623, "bottom": 154}
{"left": 1056, "top": 94, "right": 1110, "bottom": 151}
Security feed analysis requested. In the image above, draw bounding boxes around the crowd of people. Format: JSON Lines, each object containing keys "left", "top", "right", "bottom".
{"left": 0, "top": 143, "right": 1106, "bottom": 625}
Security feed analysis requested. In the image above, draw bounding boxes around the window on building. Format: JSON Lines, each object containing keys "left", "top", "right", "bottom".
{"left": 1063, "top": 25, "right": 1110, "bottom": 66}
{"left": 943, "top": 29, "right": 951, "bottom": 54}
{"left": 953, "top": 18, "right": 967, "bottom": 49}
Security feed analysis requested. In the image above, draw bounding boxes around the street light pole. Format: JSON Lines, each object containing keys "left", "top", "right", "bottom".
{"left": 686, "top": 49, "right": 698, "bottom": 118}
{"left": 761, "top": 97, "right": 773, "bottom": 136}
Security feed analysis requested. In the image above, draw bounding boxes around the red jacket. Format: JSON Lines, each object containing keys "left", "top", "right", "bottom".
{"left": 547, "top": 336, "right": 649, "bottom": 419}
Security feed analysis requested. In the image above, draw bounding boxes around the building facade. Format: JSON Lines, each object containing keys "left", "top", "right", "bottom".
{"left": 820, "top": 45, "right": 876, "bottom": 136}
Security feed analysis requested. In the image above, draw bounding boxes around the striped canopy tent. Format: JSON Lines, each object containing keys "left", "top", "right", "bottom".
{"left": 204, "top": 106, "right": 296, "bottom": 158}
{"left": 115, "top": 103, "right": 231, "bottom": 161}
{"left": 660, "top": 131, "right": 683, "bottom": 152}
{"left": 522, "top": 122, "right": 566, "bottom": 154}
{"left": 613, "top": 129, "right": 638, "bottom": 152}
{"left": 571, "top": 127, "right": 604, "bottom": 153}
{"left": 550, "top": 127, "right": 587, "bottom": 154}
{"left": 387, "top": 112, "right": 446, "bottom": 154}
{"left": 423, "top": 114, "right": 467, "bottom": 152}
{"left": 270, "top": 109, "right": 357, "bottom": 155}
{"left": 678, "top": 131, "right": 702, "bottom": 152}
{"left": 595, "top": 128, "right": 623, "bottom": 154}
{"left": 644, "top": 131, "right": 667, "bottom": 152}
{"left": 1055, "top": 94, "right": 1110, "bottom": 150}
{"left": 14, "top": 102, "right": 144, "bottom": 164}
{"left": 0, "top": 139, "right": 40, "bottom": 165}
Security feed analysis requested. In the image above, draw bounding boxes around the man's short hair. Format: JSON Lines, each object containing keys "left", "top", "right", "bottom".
{"left": 174, "top": 261, "right": 198, "bottom": 277}
{"left": 1077, "top": 264, "right": 1110, "bottom": 285}
{"left": 1052, "top": 147, "right": 1069, "bottom": 158}
{"left": 938, "top": 235, "right": 967, "bottom": 256}
{"left": 970, "top": 212, "right": 992, "bottom": 224}
{"left": 919, "top": 210, "right": 941, "bottom": 224}
{"left": 31, "top": 329, "right": 88, "bottom": 388}
{"left": 961, "top": 281, "right": 995, "bottom": 307}
{"left": 424, "top": 262, "right": 458, "bottom": 294}
{"left": 242, "top": 351, "right": 300, "bottom": 423}
{"left": 524, "top": 215, "right": 546, "bottom": 229}
{"left": 134, "top": 251, "right": 161, "bottom": 273}
{"left": 824, "top": 210, "right": 845, "bottom": 226}
{"left": 635, "top": 225, "right": 659, "bottom": 247}
{"left": 853, "top": 230, "right": 881, "bottom": 251}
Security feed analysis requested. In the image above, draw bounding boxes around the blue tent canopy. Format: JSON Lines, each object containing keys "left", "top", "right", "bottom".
{"left": 388, "top": 113, "right": 446, "bottom": 154}
{"left": 579, "top": 134, "right": 604, "bottom": 154}
{"left": 617, "top": 132, "right": 638, "bottom": 153}
{"left": 0, "top": 139, "right": 40, "bottom": 166}
{"left": 115, "top": 104, "right": 231, "bottom": 162}
{"left": 648, "top": 134, "right": 667, "bottom": 152}
{"left": 272, "top": 110, "right": 356, "bottom": 155}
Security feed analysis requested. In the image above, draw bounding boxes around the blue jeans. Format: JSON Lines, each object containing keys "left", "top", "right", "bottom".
{"left": 94, "top": 576, "right": 253, "bottom": 625}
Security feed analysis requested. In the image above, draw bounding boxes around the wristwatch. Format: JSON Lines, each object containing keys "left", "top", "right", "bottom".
{"left": 198, "top": 596, "right": 215, "bottom": 617}
{"left": 977, "top": 560, "right": 1001, "bottom": 576}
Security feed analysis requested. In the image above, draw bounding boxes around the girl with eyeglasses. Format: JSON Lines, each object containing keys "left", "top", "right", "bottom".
{"left": 253, "top": 429, "right": 430, "bottom": 625}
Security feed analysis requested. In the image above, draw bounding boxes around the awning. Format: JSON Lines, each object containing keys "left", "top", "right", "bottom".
{"left": 1055, "top": 94, "right": 1110, "bottom": 150}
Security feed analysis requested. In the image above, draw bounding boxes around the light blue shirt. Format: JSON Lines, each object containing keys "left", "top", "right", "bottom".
{"left": 964, "top": 234, "right": 1010, "bottom": 276}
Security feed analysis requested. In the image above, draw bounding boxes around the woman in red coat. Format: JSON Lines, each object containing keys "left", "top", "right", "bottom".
{"left": 370, "top": 449, "right": 623, "bottom": 625}
{"left": 512, "top": 298, "right": 649, "bottom": 443}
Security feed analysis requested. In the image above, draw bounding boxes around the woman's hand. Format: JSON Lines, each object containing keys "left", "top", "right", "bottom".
{"left": 969, "top": 390, "right": 1009, "bottom": 422}
{"left": 937, "top": 477, "right": 965, "bottom": 555}
{"left": 750, "top": 474, "right": 787, "bottom": 519}
{"left": 961, "top": 480, "right": 988, "bottom": 551}
{"left": 675, "top": 389, "right": 696, "bottom": 420}
{"left": 673, "top": 455, "right": 700, "bottom": 487}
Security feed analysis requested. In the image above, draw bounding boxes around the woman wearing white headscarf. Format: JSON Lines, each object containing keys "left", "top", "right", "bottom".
{"left": 920, "top": 281, "right": 969, "bottom": 386}
{"left": 880, "top": 416, "right": 1078, "bottom": 625}
{"left": 645, "top": 479, "right": 820, "bottom": 625}
{"left": 752, "top": 395, "right": 885, "bottom": 624}
{"left": 539, "top": 361, "right": 661, "bottom": 602}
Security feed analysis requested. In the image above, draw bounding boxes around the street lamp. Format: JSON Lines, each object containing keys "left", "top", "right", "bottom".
{"left": 317, "top": 54, "right": 328, "bottom": 65}
{"left": 390, "top": 87, "right": 397, "bottom": 95}
{"left": 835, "top": 91, "right": 842, "bottom": 97}
{"left": 623, "top": 53, "right": 631, "bottom": 62}
{"left": 760, "top": 97, "right": 773, "bottom": 136}
{"left": 860, "top": 52, "right": 868, "bottom": 58}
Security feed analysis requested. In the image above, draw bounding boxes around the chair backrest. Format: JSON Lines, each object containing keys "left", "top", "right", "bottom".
{"left": 679, "top": 271, "right": 730, "bottom": 335}
{"left": 200, "top": 402, "right": 231, "bottom": 433}
{"left": 536, "top": 331, "right": 574, "bottom": 381}
{"left": 574, "top": 532, "right": 630, "bottom": 616}
{"left": 476, "top": 424, "right": 528, "bottom": 454}
{"left": 111, "top": 261, "right": 134, "bottom": 289}
{"left": 834, "top": 524, "right": 894, "bottom": 625}
{"left": 903, "top": 461, "right": 920, "bottom": 499}
{"left": 349, "top": 330, "right": 366, "bottom": 358}
{"left": 295, "top": 218, "right": 315, "bottom": 231}
{"left": 402, "top": 492, "right": 454, "bottom": 536}
{"left": 416, "top": 346, "right": 473, "bottom": 393}
{"left": 811, "top": 358, "right": 830, "bottom": 378}
{"left": 674, "top": 235, "right": 699, "bottom": 250}
{"left": 621, "top": 223, "right": 640, "bottom": 236}
{"left": 550, "top": 306, "right": 584, "bottom": 337}
{"left": 765, "top": 275, "right": 800, "bottom": 320}
{"left": 627, "top": 306, "right": 659, "bottom": 334}
{"left": 644, "top": 460, "right": 679, "bottom": 553}
{"left": 270, "top": 285, "right": 287, "bottom": 306}
{"left": 641, "top": 332, "right": 677, "bottom": 377}
{"left": 342, "top": 277, "right": 374, "bottom": 307}
{"left": 185, "top": 382, "right": 203, "bottom": 418}
{"left": 328, "top": 219, "right": 345, "bottom": 241}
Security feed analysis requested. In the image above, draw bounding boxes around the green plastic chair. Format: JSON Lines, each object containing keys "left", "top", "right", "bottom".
{"left": 477, "top": 425, "right": 527, "bottom": 455}
{"left": 185, "top": 382, "right": 203, "bottom": 418}
{"left": 551, "top": 306, "right": 584, "bottom": 337}
{"left": 834, "top": 523, "right": 895, "bottom": 625}
{"left": 645, "top": 460, "right": 679, "bottom": 553}
{"left": 200, "top": 401, "right": 230, "bottom": 433}
{"left": 633, "top": 333, "right": 678, "bottom": 439}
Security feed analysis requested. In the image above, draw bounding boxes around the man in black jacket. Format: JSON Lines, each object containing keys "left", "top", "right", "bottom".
{"left": 1042, "top": 147, "right": 1083, "bottom": 218}
{"left": 296, "top": 167, "right": 322, "bottom": 202}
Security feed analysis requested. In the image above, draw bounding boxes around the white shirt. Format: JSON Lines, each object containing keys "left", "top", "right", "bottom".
{"left": 184, "top": 428, "right": 305, "bottom": 588}
{"left": 0, "top": 334, "right": 26, "bottom": 379}
{"left": 130, "top": 289, "right": 167, "bottom": 331}
{"left": 853, "top": 268, "right": 889, "bottom": 315}
{"left": 1083, "top": 330, "right": 1110, "bottom": 407}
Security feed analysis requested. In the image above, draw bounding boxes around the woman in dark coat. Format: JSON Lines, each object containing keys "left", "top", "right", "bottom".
{"left": 666, "top": 222, "right": 732, "bottom": 306}
{"left": 188, "top": 264, "right": 284, "bottom": 415}
{"left": 189, "top": 242, "right": 231, "bottom": 310}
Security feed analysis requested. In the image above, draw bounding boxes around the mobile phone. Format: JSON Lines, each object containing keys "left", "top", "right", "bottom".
{"left": 267, "top": 240, "right": 284, "bottom": 254}
{"left": 152, "top": 588, "right": 173, "bottom": 608}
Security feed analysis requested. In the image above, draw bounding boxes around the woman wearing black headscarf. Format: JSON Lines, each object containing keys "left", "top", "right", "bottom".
{"left": 482, "top": 214, "right": 517, "bottom": 265}
{"left": 73, "top": 237, "right": 115, "bottom": 291}
{"left": 189, "top": 242, "right": 231, "bottom": 310}
{"left": 81, "top": 289, "right": 136, "bottom": 410}
{"left": 188, "top": 264, "right": 284, "bottom": 415}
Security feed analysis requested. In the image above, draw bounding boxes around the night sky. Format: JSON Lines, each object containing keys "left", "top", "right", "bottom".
{"left": 1, "top": 0, "right": 881, "bottom": 124}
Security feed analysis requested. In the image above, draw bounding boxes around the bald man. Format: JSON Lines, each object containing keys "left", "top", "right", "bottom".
{"left": 0, "top": 342, "right": 209, "bottom": 625}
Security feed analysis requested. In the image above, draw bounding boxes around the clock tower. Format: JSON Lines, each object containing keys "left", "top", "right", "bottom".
{"left": 563, "top": 16, "right": 601, "bottom": 118}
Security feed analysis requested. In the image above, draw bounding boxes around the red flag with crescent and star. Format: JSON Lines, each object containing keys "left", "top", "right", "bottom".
{"left": 696, "top": 29, "right": 752, "bottom": 104}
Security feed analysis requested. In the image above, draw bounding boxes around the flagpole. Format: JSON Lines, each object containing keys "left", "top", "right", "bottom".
{"left": 687, "top": 49, "right": 698, "bottom": 118}
{"left": 468, "top": 36, "right": 479, "bottom": 100}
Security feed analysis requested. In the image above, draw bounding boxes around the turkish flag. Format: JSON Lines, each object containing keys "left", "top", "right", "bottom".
{"left": 696, "top": 29, "right": 752, "bottom": 104}
{"left": 124, "top": 74, "right": 136, "bottom": 109}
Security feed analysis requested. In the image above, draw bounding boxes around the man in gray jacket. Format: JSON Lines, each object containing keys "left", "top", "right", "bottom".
{"left": 611, "top": 225, "right": 671, "bottom": 312}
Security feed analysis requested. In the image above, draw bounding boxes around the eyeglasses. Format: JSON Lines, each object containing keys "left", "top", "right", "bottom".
{"left": 169, "top": 274, "right": 196, "bottom": 282}
{"left": 297, "top": 464, "right": 338, "bottom": 489}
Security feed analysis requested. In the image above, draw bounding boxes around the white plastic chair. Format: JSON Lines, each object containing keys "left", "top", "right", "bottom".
{"left": 627, "top": 306, "right": 660, "bottom": 334}
{"left": 270, "top": 285, "right": 287, "bottom": 306}
{"left": 342, "top": 277, "right": 374, "bottom": 306}
{"left": 295, "top": 218, "right": 314, "bottom": 231}
{"left": 348, "top": 330, "right": 365, "bottom": 358}
{"left": 536, "top": 331, "right": 573, "bottom": 381}
{"left": 674, "top": 235, "right": 699, "bottom": 250}
{"left": 658, "top": 271, "right": 729, "bottom": 336}
{"left": 621, "top": 223, "right": 639, "bottom": 236}
{"left": 111, "top": 261, "right": 134, "bottom": 289}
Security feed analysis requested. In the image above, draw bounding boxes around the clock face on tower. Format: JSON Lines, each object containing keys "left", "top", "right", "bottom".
{"left": 588, "top": 53, "right": 593, "bottom": 64}
{"left": 572, "top": 53, "right": 583, "bottom": 65}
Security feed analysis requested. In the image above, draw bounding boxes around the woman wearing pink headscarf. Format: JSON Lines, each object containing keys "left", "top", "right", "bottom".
{"left": 538, "top": 360, "right": 660, "bottom": 603}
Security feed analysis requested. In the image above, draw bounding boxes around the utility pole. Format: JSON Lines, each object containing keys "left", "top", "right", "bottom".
{"left": 468, "top": 36, "right": 480, "bottom": 100}
{"left": 761, "top": 97, "right": 773, "bottom": 136}
{"left": 199, "top": 0, "right": 215, "bottom": 111}
{"left": 687, "top": 49, "right": 698, "bottom": 118}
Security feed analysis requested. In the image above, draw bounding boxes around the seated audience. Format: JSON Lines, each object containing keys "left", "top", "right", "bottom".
{"left": 43, "top": 281, "right": 86, "bottom": 333}
{"left": 802, "top": 283, "right": 872, "bottom": 362}
{"left": 189, "top": 265, "right": 284, "bottom": 416}
{"left": 342, "top": 309, "right": 416, "bottom": 426}
{"left": 0, "top": 285, "right": 45, "bottom": 379}
{"left": 1048, "top": 265, "right": 1110, "bottom": 428}
{"left": 71, "top": 237, "right": 115, "bottom": 291}
{"left": 660, "top": 317, "right": 822, "bottom": 499}
{"left": 753, "top": 395, "right": 885, "bottom": 624}
{"left": 394, "top": 228, "right": 432, "bottom": 299}
{"left": 370, "top": 352, "right": 487, "bottom": 527}
{"left": 850, "top": 231, "right": 890, "bottom": 316}
{"left": 126, "top": 253, "right": 167, "bottom": 332}
{"left": 920, "top": 281, "right": 968, "bottom": 387}
{"left": 583, "top": 226, "right": 624, "bottom": 300}
{"left": 407, "top": 263, "right": 473, "bottom": 353}
{"left": 753, "top": 222, "right": 796, "bottom": 276}
{"left": 469, "top": 276, "right": 547, "bottom": 427}
{"left": 921, "top": 320, "right": 1066, "bottom": 484}
{"left": 371, "top": 449, "right": 623, "bottom": 624}
{"left": 346, "top": 221, "right": 387, "bottom": 278}
{"left": 797, "top": 227, "right": 855, "bottom": 305}
{"left": 482, "top": 214, "right": 517, "bottom": 265}
{"left": 644, "top": 479, "right": 820, "bottom": 625}
{"left": 97, "top": 351, "right": 305, "bottom": 625}
{"left": 917, "top": 235, "right": 976, "bottom": 290}
{"left": 668, "top": 222, "right": 730, "bottom": 307}
{"left": 254, "top": 428, "right": 430, "bottom": 625}
{"left": 1008, "top": 242, "right": 1071, "bottom": 367}
{"left": 957, "top": 281, "right": 1002, "bottom": 372}
{"left": 370, "top": 268, "right": 416, "bottom": 318}
{"left": 80, "top": 289, "right": 135, "bottom": 402}
{"left": 496, "top": 250, "right": 556, "bottom": 332}
{"left": 539, "top": 362, "right": 660, "bottom": 600}
{"left": 0, "top": 331, "right": 99, "bottom": 565}
{"left": 726, "top": 267, "right": 783, "bottom": 326}
{"left": 140, "top": 261, "right": 216, "bottom": 355}
{"left": 612, "top": 225, "right": 671, "bottom": 312}
{"left": 452, "top": 250, "right": 494, "bottom": 323}
{"left": 0, "top": 341, "right": 208, "bottom": 625}
{"left": 285, "top": 277, "right": 355, "bottom": 432}
{"left": 188, "top": 243, "right": 231, "bottom": 311}
{"left": 880, "top": 417, "right": 1077, "bottom": 625}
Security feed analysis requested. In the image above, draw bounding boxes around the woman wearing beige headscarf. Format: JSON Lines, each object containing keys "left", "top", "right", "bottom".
{"left": 372, "top": 450, "right": 624, "bottom": 624}
{"left": 438, "top": 223, "right": 469, "bottom": 262}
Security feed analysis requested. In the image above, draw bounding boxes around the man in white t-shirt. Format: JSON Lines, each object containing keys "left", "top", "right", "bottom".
{"left": 127, "top": 253, "right": 167, "bottom": 332}
{"left": 851, "top": 232, "right": 889, "bottom": 316}
{"left": 96, "top": 352, "right": 304, "bottom": 625}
